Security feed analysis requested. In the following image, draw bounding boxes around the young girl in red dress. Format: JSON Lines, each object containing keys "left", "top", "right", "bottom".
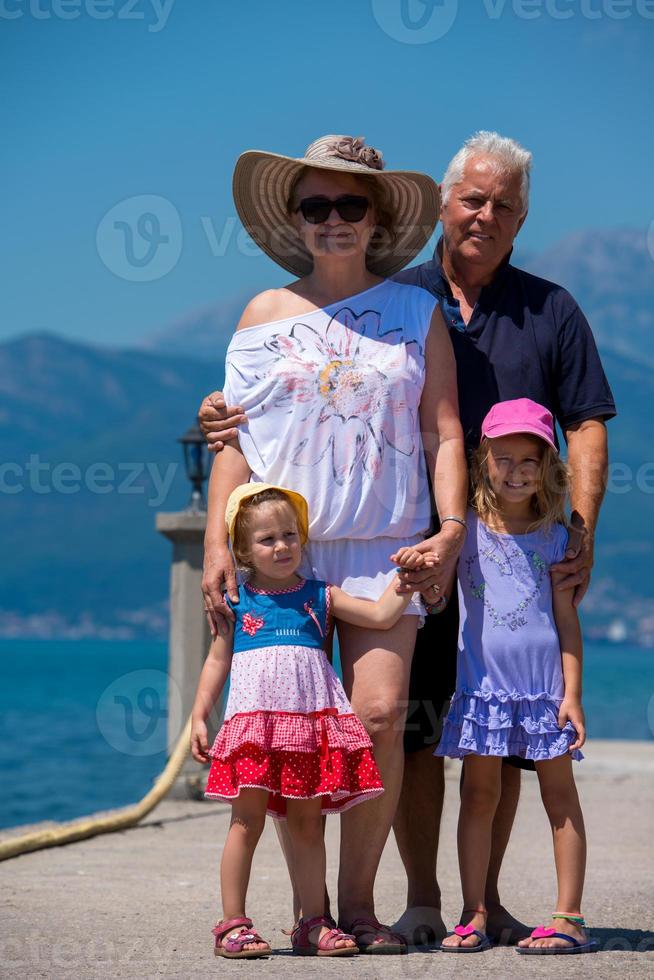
{"left": 190, "top": 483, "right": 431, "bottom": 959}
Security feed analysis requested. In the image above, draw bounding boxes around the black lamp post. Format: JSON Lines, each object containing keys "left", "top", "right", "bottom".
{"left": 178, "top": 418, "right": 210, "bottom": 513}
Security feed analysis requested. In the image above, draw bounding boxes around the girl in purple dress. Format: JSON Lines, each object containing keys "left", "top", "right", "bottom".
{"left": 437, "top": 399, "right": 597, "bottom": 956}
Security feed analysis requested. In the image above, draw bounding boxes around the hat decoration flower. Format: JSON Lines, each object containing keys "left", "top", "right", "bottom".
{"left": 324, "top": 136, "right": 385, "bottom": 171}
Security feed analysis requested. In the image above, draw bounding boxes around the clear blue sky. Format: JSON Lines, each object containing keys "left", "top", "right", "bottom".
{"left": 2, "top": 0, "right": 652, "bottom": 346}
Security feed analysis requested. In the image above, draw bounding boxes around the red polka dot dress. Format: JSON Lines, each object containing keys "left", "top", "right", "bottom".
{"left": 205, "top": 579, "right": 383, "bottom": 818}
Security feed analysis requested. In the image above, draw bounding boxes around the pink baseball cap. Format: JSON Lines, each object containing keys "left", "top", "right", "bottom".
{"left": 481, "top": 398, "right": 557, "bottom": 450}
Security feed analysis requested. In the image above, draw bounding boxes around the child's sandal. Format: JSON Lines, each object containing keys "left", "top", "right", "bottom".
{"left": 212, "top": 916, "right": 271, "bottom": 958}
{"left": 516, "top": 914, "right": 599, "bottom": 955}
{"left": 440, "top": 907, "right": 492, "bottom": 953}
{"left": 291, "top": 915, "right": 359, "bottom": 957}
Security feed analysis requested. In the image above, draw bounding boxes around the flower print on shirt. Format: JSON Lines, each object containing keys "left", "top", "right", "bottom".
{"left": 256, "top": 306, "right": 423, "bottom": 486}
{"left": 241, "top": 612, "right": 265, "bottom": 637}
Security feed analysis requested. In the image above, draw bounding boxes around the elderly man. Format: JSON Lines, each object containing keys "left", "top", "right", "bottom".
{"left": 389, "top": 131, "right": 614, "bottom": 946}
{"left": 197, "top": 132, "right": 615, "bottom": 946}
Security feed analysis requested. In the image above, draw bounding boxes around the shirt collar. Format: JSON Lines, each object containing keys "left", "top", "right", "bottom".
{"left": 424, "top": 237, "right": 513, "bottom": 304}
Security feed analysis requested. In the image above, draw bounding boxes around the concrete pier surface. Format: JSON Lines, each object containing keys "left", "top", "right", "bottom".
{"left": 2, "top": 739, "right": 653, "bottom": 979}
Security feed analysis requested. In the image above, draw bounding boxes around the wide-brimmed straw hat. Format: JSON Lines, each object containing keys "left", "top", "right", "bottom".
{"left": 225, "top": 483, "right": 310, "bottom": 546}
{"left": 232, "top": 134, "right": 440, "bottom": 278}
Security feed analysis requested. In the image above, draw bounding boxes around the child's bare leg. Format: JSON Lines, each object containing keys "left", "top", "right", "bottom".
{"left": 273, "top": 815, "right": 330, "bottom": 926}
{"left": 518, "top": 754, "right": 587, "bottom": 950}
{"left": 484, "top": 764, "right": 531, "bottom": 942}
{"left": 220, "top": 789, "right": 270, "bottom": 952}
{"left": 442, "top": 755, "right": 503, "bottom": 949}
{"left": 285, "top": 798, "right": 355, "bottom": 950}
{"left": 273, "top": 819, "right": 301, "bottom": 924}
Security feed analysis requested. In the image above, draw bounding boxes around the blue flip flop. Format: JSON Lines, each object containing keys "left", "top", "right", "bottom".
{"left": 440, "top": 924, "right": 492, "bottom": 952}
{"left": 516, "top": 925, "right": 599, "bottom": 954}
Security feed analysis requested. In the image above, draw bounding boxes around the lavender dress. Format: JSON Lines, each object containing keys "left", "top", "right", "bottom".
{"left": 436, "top": 510, "right": 583, "bottom": 762}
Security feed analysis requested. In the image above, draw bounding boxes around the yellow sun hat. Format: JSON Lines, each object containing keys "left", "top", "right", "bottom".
{"left": 225, "top": 483, "right": 310, "bottom": 546}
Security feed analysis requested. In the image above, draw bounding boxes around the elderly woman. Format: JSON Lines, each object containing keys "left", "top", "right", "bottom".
{"left": 202, "top": 134, "right": 467, "bottom": 953}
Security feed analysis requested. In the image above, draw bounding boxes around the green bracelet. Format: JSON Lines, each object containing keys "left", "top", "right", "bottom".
{"left": 552, "top": 913, "right": 585, "bottom": 925}
{"left": 423, "top": 595, "right": 448, "bottom": 615}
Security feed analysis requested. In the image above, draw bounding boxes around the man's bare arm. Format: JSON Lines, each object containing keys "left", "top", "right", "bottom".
{"left": 553, "top": 417, "right": 609, "bottom": 605}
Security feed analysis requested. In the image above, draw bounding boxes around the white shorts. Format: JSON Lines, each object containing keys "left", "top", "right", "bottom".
{"left": 299, "top": 534, "right": 425, "bottom": 622}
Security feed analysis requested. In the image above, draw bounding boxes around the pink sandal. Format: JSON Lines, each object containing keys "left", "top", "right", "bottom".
{"left": 291, "top": 915, "right": 359, "bottom": 957}
{"left": 212, "top": 916, "right": 271, "bottom": 958}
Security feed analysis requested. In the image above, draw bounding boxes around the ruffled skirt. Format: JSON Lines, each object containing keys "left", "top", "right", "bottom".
{"left": 205, "top": 708, "right": 384, "bottom": 818}
{"left": 435, "top": 691, "right": 584, "bottom": 762}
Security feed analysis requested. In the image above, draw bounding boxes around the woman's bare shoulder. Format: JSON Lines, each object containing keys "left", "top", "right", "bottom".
{"left": 235, "top": 286, "right": 302, "bottom": 331}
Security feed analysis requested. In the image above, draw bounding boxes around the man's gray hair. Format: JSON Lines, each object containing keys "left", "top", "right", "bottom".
{"left": 441, "top": 131, "right": 532, "bottom": 214}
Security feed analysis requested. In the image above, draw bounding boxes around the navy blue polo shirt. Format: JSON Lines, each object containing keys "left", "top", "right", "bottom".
{"left": 393, "top": 240, "right": 616, "bottom": 452}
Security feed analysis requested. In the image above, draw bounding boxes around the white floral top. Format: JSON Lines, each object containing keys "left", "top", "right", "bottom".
{"left": 223, "top": 280, "right": 438, "bottom": 541}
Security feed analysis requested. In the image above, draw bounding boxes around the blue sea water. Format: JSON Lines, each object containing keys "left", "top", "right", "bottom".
{"left": 1, "top": 639, "right": 652, "bottom": 830}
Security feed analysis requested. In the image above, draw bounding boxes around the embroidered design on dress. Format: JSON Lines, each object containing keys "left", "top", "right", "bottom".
{"left": 257, "top": 309, "right": 423, "bottom": 486}
{"left": 466, "top": 547, "right": 548, "bottom": 632}
{"left": 241, "top": 612, "right": 265, "bottom": 637}
{"left": 304, "top": 598, "right": 324, "bottom": 638}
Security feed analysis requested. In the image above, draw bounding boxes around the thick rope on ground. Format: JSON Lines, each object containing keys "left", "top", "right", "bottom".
{"left": 0, "top": 714, "right": 193, "bottom": 862}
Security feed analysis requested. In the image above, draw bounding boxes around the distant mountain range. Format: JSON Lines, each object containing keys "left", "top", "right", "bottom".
{"left": 2, "top": 228, "right": 652, "bottom": 644}
{"left": 0, "top": 335, "right": 222, "bottom": 638}
{"left": 520, "top": 227, "right": 654, "bottom": 367}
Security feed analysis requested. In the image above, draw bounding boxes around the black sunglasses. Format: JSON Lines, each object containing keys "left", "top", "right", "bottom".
{"left": 295, "top": 195, "right": 370, "bottom": 224}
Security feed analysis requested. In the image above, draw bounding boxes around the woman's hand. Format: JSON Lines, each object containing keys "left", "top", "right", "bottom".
{"left": 558, "top": 697, "right": 586, "bottom": 751}
{"left": 190, "top": 717, "right": 210, "bottom": 763}
{"left": 202, "top": 543, "right": 238, "bottom": 638}
{"left": 391, "top": 526, "right": 465, "bottom": 599}
{"left": 198, "top": 390, "right": 247, "bottom": 453}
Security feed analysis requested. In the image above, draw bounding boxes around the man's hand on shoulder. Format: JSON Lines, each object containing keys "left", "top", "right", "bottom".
{"left": 197, "top": 290, "right": 287, "bottom": 451}
{"left": 551, "top": 523, "right": 594, "bottom": 608}
{"left": 198, "top": 392, "right": 246, "bottom": 452}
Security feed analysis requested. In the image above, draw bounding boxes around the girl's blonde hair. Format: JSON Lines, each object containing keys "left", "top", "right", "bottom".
{"left": 231, "top": 488, "right": 300, "bottom": 571}
{"left": 470, "top": 436, "right": 569, "bottom": 532}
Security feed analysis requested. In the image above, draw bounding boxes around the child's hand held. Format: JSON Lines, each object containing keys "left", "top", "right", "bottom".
{"left": 391, "top": 546, "right": 439, "bottom": 571}
{"left": 391, "top": 547, "right": 442, "bottom": 594}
